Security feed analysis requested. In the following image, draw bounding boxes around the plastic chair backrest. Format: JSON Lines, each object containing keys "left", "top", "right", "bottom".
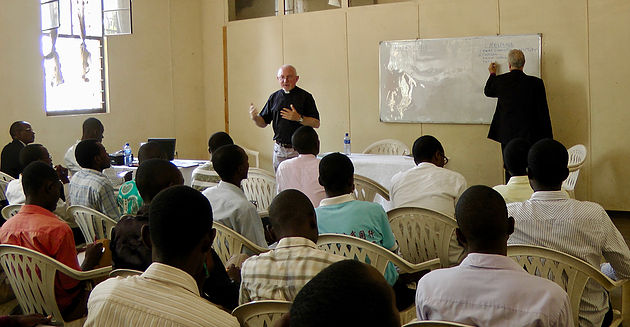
{"left": 109, "top": 268, "right": 142, "bottom": 278}
{"left": 363, "top": 139, "right": 410, "bottom": 156}
{"left": 562, "top": 170, "right": 580, "bottom": 199}
{"left": 241, "top": 168, "right": 276, "bottom": 215}
{"left": 316, "top": 233, "right": 439, "bottom": 275}
{"left": 508, "top": 244, "right": 628, "bottom": 326}
{"left": 243, "top": 147, "right": 260, "bottom": 168}
{"left": 403, "top": 321, "right": 475, "bottom": 327}
{"left": 212, "top": 223, "right": 269, "bottom": 266}
{"left": 67, "top": 205, "right": 118, "bottom": 242}
{"left": 567, "top": 144, "right": 587, "bottom": 171}
{"left": 0, "top": 244, "right": 111, "bottom": 325}
{"left": 354, "top": 174, "right": 390, "bottom": 202}
{"left": 0, "top": 172, "right": 15, "bottom": 183}
{"left": 232, "top": 300, "right": 291, "bottom": 327}
{"left": 1, "top": 204, "right": 23, "bottom": 221}
{"left": 388, "top": 207, "right": 457, "bottom": 267}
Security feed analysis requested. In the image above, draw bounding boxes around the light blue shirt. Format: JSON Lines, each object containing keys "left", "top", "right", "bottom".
{"left": 69, "top": 168, "right": 120, "bottom": 221}
{"left": 316, "top": 193, "right": 399, "bottom": 285}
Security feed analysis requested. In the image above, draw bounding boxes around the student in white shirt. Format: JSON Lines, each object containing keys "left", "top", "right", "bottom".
{"left": 493, "top": 137, "right": 534, "bottom": 203}
{"left": 508, "top": 139, "right": 630, "bottom": 327}
{"left": 416, "top": 185, "right": 573, "bottom": 327}
{"left": 202, "top": 144, "right": 267, "bottom": 247}
{"left": 64, "top": 118, "right": 104, "bottom": 176}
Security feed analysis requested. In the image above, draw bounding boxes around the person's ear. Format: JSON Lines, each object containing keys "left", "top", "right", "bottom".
{"left": 200, "top": 228, "right": 216, "bottom": 254}
{"left": 267, "top": 225, "right": 278, "bottom": 244}
{"left": 141, "top": 224, "right": 152, "bottom": 249}
{"left": 455, "top": 228, "right": 467, "bottom": 248}
{"left": 318, "top": 176, "right": 324, "bottom": 187}
{"left": 560, "top": 167, "right": 569, "bottom": 181}
{"left": 507, "top": 216, "right": 515, "bottom": 236}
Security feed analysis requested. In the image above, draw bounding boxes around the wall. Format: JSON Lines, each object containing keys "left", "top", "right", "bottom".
{"left": 0, "top": 0, "right": 208, "bottom": 165}
{"left": 224, "top": 0, "right": 630, "bottom": 209}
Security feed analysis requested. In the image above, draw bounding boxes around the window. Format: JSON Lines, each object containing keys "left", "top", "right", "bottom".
{"left": 41, "top": 0, "right": 131, "bottom": 116}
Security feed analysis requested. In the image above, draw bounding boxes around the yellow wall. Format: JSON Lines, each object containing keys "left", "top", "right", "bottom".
{"left": 225, "top": 0, "right": 629, "bottom": 209}
{"left": 0, "top": 0, "right": 208, "bottom": 165}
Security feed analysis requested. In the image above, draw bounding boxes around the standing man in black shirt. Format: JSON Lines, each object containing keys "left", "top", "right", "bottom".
{"left": 249, "top": 65, "right": 320, "bottom": 171}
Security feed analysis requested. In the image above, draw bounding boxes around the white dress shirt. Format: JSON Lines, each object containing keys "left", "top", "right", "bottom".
{"left": 416, "top": 253, "right": 573, "bottom": 327}
{"left": 202, "top": 181, "right": 267, "bottom": 247}
{"left": 276, "top": 154, "right": 326, "bottom": 208}
{"left": 493, "top": 175, "right": 534, "bottom": 203}
{"left": 390, "top": 162, "right": 467, "bottom": 218}
{"left": 5, "top": 176, "right": 72, "bottom": 222}
{"left": 85, "top": 262, "right": 239, "bottom": 327}
{"left": 508, "top": 191, "right": 630, "bottom": 327}
{"left": 63, "top": 141, "right": 82, "bottom": 176}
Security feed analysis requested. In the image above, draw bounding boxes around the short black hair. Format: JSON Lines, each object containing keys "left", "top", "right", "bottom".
{"left": 503, "top": 138, "right": 530, "bottom": 176}
{"left": 318, "top": 153, "right": 353, "bottom": 193}
{"left": 290, "top": 260, "right": 399, "bottom": 327}
{"left": 291, "top": 126, "right": 318, "bottom": 154}
{"left": 82, "top": 117, "right": 104, "bottom": 134}
{"left": 136, "top": 159, "right": 182, "bottom": 203}
{"left": 208, "top": 132, "right": 234, "bottom": 154}
{"left": 455, "top": 185, "right": 508, "bottom": 246}
{"left": 149, "top": 185, "right": 213, "bottom": 261}
{"left": 138, "top": 141, "right": 166, "bottom": 163}
{"left": 9, "top": 121, "right": 25, "bottom": 138}
{"left": 212, "top": 144, "right": 246, "bottom": 180}
{"left": 412, "top": 135, "right": 444, "bottom": 163}
{"left": 75, "top": 139, "right": 101, "bottom": 168}
{"left": 528, "top": 139, "right": 569, "bottom": 186}
{"left": 19, "top": 144, "right": 46, "bottom": 168}
{"left": 269, "top": 189, "right": 315, "bottom": 232}
{"left": 22, "top": 161, "right": 58, "bottom": 197}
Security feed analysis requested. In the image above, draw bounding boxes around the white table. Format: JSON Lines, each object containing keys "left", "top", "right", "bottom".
{"left": 111, "top": 159, "right": 208, "bottom": 187}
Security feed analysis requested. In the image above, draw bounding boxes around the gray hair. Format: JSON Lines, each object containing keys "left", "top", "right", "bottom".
{"left": 508, "top": 49, "right": 525, "bottom": 69}
{"left": 277, "top": 64, "right": 297, "bottom": 77}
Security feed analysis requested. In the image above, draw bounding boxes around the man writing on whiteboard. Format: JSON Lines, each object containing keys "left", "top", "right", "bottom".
{"left": 250, "top": 65, "right": 320, "bottom": 172}
{"left": 484, "top": 49, "right": 553, "bottom": 182}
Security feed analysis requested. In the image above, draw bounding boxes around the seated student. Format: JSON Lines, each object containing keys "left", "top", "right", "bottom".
{"left": 315, "top": 153, "right": 399, "bottom": 286}
{"left": 117, "top": 141, "right": 167, "bottom": 215}
{"left": 493, "top": 137, "right": 534, "bottom": 203}
{"left": 191, "top": 132, "right": 234, "bottom": 192}
{"left": 85, "top": 186, "right": 240, "bottom": 327}
{"left": 5, "top": 144, "right": 72, "bottom": 221}
{"left": 508, "top": 139, "right": 630, "bottom": 327}
{"left": 110, "top": 159, "right": 239, "bottom": 311}
{"left": 202, "top": 144, "right": 267, "bottom": 247}
{"left": 276, "top": 126, "right": 326, "bottom": 208}
{"left": 64, "top": 118, "right": 104, "bottom": 176}
{"left": 390, "top": 135, "right": 466, "bottom": 217}
{"left": 69, "top": 139, "right": 120, "bottom": 220}
{"left": 1, "top": 121, "right": 35, "bottom": 178}
{"left": 0, "top": 162, "right": 104, "bottom": 321}
{"left": 239, "top": 189, "right": 344, "bottom": 304}
{"left": 416, "top": 185, "right": 573, "bottom": 327}
{"left": 278, "top": 260, "right": 401, "bottom": 327}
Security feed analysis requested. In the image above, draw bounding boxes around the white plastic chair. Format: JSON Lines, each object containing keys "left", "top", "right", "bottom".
{"left": 1, "top": 204, "right": 22, "bottom": 220}
{"left": 354, "top": 174, "right": 390, "bottom": 202}
{"left": 232, "top": 300, "right": 291, "bottom": 327}
{"left": 562, "top": 144, "right": 587, "bottom": 199}
{"left": 0, "top": 244, "right": 111, "bottom": 326}
{"left": 508, "top": 244, "right": 629, "bottom": 326}
{"left": 388, "top": 207, "right": 460, "bottom": 268}
{"left": 403, "top": 321, "right": 475, "bottom": 327}
{"left": 242, "top": 168, "right": 276, "bottom": 217}
{"left": 67, "top": 205, "right": 118, "bottom": 242}
{"left": 212, "top": 223, "right": 269, "bottom": 266}
{"left": 363, "top": 139, "right": 410, "bottom": 156}
{"left": 243, "top": 147, "right": 260, "bottom": 168}
{"left": 0, "top": 172, "right": 15, "bottom": 203}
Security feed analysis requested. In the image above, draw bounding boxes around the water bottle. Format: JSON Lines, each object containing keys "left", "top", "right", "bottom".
{"left": 343, "top": 133, "right": 351, "bottom": 155}
{"left": 123, "top": 143, "right": 132, "bottom": 166}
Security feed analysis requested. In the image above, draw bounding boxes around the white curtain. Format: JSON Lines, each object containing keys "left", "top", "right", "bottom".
{"left": 76, "top": 0, "right": 92, "bottom": 82}
{"left": 43, "top": 29, "right": 64, "bottom": 87}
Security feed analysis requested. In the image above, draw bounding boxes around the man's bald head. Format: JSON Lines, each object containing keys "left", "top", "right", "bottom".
{"left": 136, "top": 159, "right": 184, "bottom": 204}
{"left": 455, "top": 185, "right": 513, "bottom": 255}
{"left": 269, "top": 189, "right": 318, "bottom": 243}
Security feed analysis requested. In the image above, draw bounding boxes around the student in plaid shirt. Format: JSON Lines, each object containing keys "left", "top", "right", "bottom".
{"left": 239, "top": 189, "right": 344, "bottom": 304}
{"left": 190, "top": 132, "right": 233, "bottom": 192}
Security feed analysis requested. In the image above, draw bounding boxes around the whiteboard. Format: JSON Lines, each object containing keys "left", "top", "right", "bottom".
{"left": 379, "top": 34, "right": 541, "bottom": 124}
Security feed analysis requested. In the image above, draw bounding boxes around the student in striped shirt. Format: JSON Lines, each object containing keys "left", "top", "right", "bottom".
{"left": 190, "top": 131, "right": 233, "bottom": 192}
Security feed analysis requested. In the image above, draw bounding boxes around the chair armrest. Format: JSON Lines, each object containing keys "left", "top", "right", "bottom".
{"left": 383, "top": 251, "right": 440, "bottom": 274}
{"left": 55, "top": 265, "right": 112, "bottom": 281}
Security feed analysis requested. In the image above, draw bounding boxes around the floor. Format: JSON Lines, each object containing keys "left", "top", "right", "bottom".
{"left": 606, "top": 211, "right": 629, "bottom": 311}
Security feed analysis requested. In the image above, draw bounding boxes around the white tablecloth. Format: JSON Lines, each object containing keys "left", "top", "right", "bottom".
{"left": 111, "top": 159, "right": 208, "bottom": 187}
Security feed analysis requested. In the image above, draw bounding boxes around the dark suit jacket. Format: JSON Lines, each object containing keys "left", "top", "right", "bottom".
{"left": 1, "top": 139, "right": 25, "bottom": 178}
{"left": 485, "top": 70, "right": 553, "bottom": 145}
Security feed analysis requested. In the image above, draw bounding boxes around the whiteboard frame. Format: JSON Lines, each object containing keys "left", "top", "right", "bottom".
{"left": 378, "top": 34, "right": 542, "bottom": 125}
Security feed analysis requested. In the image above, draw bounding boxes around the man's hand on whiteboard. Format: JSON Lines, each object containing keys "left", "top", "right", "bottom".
{"left": 488, "top": 62, "right": 498, "bottom": 74}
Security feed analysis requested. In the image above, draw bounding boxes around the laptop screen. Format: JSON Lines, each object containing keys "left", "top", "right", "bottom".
{"left": 147, "top": 138, "right": 176, "bottom": 161}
